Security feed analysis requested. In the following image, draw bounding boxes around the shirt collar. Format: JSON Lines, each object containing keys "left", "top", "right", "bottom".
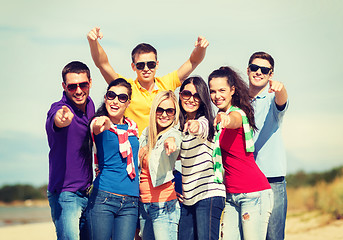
{"left": 256, "top": 87, "right": 269, "bottom": 99}
{"left": 62, "top": 91, "right": 89, "bottom": 113}
{"left": 135, "top": 79, "right": 158, "bottom": 91}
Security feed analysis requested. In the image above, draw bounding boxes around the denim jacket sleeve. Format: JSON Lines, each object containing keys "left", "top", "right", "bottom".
{"left": 148, "top": 127, "right": 181, "bottom": 187}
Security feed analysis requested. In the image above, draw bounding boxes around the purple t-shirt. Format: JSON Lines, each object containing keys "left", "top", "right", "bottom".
{"left": 46, "top": 92, "right": 95, "bottom": 193}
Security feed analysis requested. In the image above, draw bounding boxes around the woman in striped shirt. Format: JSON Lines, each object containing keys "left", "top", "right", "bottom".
{"left": 178, "top": 76, "right": 226, "bottom": 240}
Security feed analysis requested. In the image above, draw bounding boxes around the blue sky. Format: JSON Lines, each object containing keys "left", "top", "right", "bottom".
{"left": 0, "top": 0, "right": 342, "bottom": 186}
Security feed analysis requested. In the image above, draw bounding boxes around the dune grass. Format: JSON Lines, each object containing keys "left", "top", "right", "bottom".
{"left": 287, "top": 171, "right": 343, "bottom": 219}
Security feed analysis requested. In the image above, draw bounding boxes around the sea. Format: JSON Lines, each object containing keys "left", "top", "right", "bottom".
{"left": 0, "top": 205, "right": 51, "bottom": 227}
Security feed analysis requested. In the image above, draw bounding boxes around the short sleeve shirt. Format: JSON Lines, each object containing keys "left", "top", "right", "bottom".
{"left": 118, "top": 71, "right": 181, "bottom": 135}
{"left": 46, "top": 92, "right": 95, "bottom": 193}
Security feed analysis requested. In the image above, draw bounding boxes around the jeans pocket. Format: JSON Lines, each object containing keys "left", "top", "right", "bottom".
{"left": 131, "top": 198, "right": 139, "bottom": 208}
{"left": 243, "top": 191, "right": 261, "bottom": 199}
{"left": 93, "top": 194, "right": 109, "bottom": 205}
{"left": 166, "top": 199, "right": 179, "bottom": 213}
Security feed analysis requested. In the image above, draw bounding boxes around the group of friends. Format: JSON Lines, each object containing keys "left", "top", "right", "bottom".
{"left": 46, "top": 27, "right": 288, "bottom": 240}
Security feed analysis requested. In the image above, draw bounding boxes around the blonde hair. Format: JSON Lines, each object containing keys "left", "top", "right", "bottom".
{"left": 145, "top": 90, "right": 179, "bottom": 160}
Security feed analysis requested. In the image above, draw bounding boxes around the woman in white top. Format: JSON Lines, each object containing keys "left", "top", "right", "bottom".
{"left": 178, "top": 76, "right": 226, "bottom": 240}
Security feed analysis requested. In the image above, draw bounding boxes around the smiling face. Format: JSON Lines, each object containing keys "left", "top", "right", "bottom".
{"left": 247, "top": 58, "right": 274, "bottom": 90}
{"left": 62, "top": 72, "right": 91, "bottom": 112}
{"left": 105, "top": 85, "right": 130, "bottom": 124}
{"left": 131, "top": 52, "right": 159, "bottom": 87}
{"left": 156, "top": 98, "right": 175, "bottom": 133}
{"left": 179, "top": 83, "right": 201, "bottom": 120}
{"left": 209, "top": 77, "right": 235, "bottom": 112}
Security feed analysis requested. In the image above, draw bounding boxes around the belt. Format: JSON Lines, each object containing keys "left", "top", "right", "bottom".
{"left": 267, "top": 176, "right": 285, "bottom": 183}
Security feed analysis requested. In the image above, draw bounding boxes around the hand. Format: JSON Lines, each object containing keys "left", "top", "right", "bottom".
{"left": 183, "top": 120, "right": 200, "bottom": 134}
{"left": 54, "top": 106, "right": 74, "bottom": 128}
{"left": 213, "top": 112, "right": 231, "bottom": 129}
{"left": 87, "top": 27, "right": 103, "bottom": 41}
{"left": 176, "top": 192, "right": 184, "bottom": 203}
{"left": 93, "top": 116, "right": 111, "bottom": 134}
{"left": 195, "top": 36, "right": 209, "bottom": 49}
{"left": 268, "top": 79, "right": 284, "bottom": 93}
{"left": 164, "top": 137, "right": 177, "bottom": 156}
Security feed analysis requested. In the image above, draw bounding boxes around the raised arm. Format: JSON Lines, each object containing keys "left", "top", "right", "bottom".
{"left": 87, "top": 27, "right": 119, "bottom": 84}
{"left": 268, "top": 80, "right": 288, "bottom": 108}
{"left": 177, "top": 36, "right": 209, "bottom": 82}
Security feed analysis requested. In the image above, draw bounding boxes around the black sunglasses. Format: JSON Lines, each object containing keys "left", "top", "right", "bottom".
{"left": 180, "top": 90, "right": 201, "bottom": 102}
{"left": 105, "top": 91, "right": 129, "bottom": 103}
{"left": 156, "top": 107, "right": 176, "bottom": 116}
{"left": 248, "top": 64, "right": 272, "bottom": 75}
{"left": 135, "top": 61, "right": 157, "bottom": 70}
{"left": 66, "top": 82, "right": 89, "bottom": 92}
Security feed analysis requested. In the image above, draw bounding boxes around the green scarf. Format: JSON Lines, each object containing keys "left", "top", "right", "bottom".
{"left": 213, "top": 105, "right": 255, "bottom": 183}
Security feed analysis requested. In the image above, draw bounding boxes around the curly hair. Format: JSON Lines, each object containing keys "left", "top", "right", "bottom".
{"left": 208, "top": 66, "right": 257, "bottom": 131}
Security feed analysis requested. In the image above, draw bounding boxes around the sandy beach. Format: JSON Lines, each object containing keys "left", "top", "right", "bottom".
{"left": 0, "top": 222, "right": 55, "bottom": 240}
{"left": 0, "top": 210, "right": 342, "bottom": 240}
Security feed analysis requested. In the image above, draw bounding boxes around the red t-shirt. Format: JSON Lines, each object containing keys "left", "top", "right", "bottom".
{"left": 220, "top": 126, "right": 270, "bottom": 194}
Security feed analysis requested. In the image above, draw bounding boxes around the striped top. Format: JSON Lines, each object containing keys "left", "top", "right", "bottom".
{"left": 180, "top": 117, "right": 226, "bottom": 206}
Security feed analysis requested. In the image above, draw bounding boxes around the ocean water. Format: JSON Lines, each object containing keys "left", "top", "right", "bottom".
{"left": 0, "top": 206, "right": 51, "bottom": 227}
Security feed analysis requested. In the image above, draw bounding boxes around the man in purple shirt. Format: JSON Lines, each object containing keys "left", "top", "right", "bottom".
{"left": 46, "top": 61, "right": 95, "bottom": 240}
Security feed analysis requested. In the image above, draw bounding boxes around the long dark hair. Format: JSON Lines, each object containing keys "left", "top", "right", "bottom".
{"left": 179, "top": 76, "right": 215, "bottom": 141}
{"left": 80, "top": 78, "right": 132, "bottom": 160}
{"left": 208, "top": 67, "right": 257, "bottom": 131}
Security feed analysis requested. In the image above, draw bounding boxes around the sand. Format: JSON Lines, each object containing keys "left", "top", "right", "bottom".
{"left": 0, "top": 222, "right": 55, "bottom": 240}
{"left": 0, "top": 211, "right": 342, "bottom": 240}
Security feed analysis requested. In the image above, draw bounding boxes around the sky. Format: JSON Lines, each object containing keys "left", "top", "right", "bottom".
{"left": 0, "top": 0, "right": 342, "bottom": 186}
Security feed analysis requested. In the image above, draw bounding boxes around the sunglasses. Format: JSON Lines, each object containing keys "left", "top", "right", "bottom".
{"left": 105, "top": 91, "right": 129, "bottom": 103}
{"left": 135, "top": 61, "right": 157, "bottom": 70}
{"left": 66, "top": 82, "right": 89, "bottom": 92}
{"left": 180, "top": 90, "right": 201, "bottom": 102}
{"left": 248, "top": 64, "right": 272, "bottom": 75}
{"left": 156, "top": 107, "right": 176, "bottom": 116}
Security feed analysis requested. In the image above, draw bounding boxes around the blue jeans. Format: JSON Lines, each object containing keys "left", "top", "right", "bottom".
{"left": 47, "top": 190, "right": 89, "bottom": 240}
{"left": 86, "top": 189, "right": 139, "bottom": 240}
{"left": 222, "top": 189, "right": 273, "bottom": 240}
{"left": 139, "top": 199, "right": 180, "bottom": 240}
{"left": 266, "top": 179, "right": 288, "bottom": 240}
{"left": 178, "top": 196, "right": 225, "bottom": 240}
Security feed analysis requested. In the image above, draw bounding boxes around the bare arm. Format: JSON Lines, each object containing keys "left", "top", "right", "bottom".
{"left": 87, "top": 27, "right": 119, "bottom": 84}
{"left": 214, "top": 111, "right": 242, "bottom": 129}
{"left": 177, "top": 36, "right": 209, "bottom": 82}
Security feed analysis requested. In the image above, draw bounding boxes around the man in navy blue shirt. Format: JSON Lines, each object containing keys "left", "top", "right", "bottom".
{"left": 46, "top": 61, "right": 95, "bottom": 240}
